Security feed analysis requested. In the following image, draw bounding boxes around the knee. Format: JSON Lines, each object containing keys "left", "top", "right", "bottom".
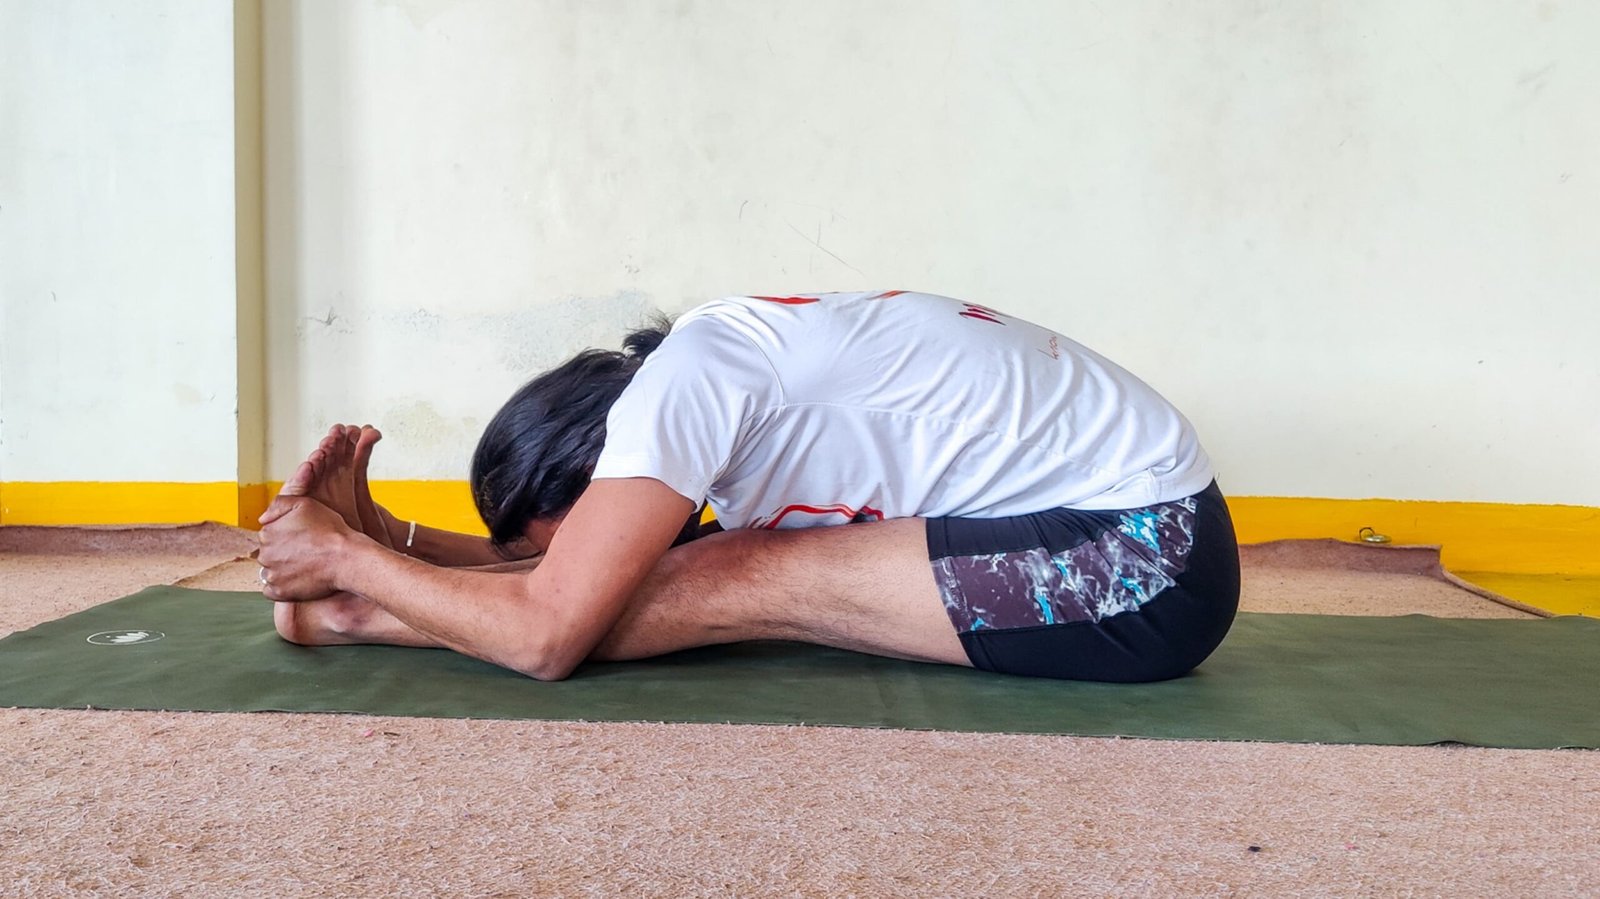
{"left": 654, "top": 527, "right": 777, "bottom": 585}
{"left": 627, "top": 527, "right": 786, "bottom": 628}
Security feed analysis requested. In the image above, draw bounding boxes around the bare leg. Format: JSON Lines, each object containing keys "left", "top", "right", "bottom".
{"left": 282, "top": 517, "right": 969, "bottom": 669}
{"left": 595, "top": 518, "right": 965, "bottom": 665}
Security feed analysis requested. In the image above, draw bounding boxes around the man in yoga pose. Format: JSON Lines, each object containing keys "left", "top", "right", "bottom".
{"left": 258, "top": 290, "right": 1240, "bottom": 681}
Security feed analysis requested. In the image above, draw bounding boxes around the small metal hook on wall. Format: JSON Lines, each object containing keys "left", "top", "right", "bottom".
{"left": 1357, "top": 527, "right": 1392, "bottom": 544}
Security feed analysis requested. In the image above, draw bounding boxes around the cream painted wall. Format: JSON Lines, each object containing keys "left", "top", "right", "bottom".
{"left": 5, "top": 1, "right": 1592, "bottom": 507}
{"left": 263, "top": 0, "right": 1599, "bottom": 505}
{"left": 1, "top": 0, "right": 246, "bottom": 483}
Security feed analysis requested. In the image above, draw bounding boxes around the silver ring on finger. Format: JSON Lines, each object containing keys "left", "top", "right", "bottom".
{"left": 259, "top": 566, "right": 270, "bottom": 587}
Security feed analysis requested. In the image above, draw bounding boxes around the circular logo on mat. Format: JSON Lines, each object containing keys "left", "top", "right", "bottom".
{"left": 86, "top": 630, "right": 166, "bottom": 646}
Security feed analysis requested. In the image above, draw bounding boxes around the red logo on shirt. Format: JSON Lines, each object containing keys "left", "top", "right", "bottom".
{"left": 754, "top": 503, "right": 885, "bottom": 529}
{"left": 958, "top": 303, "right": 1005, "bottom": 325}
{"left": 751, "top": 295, "right": 821, "bottom": 305}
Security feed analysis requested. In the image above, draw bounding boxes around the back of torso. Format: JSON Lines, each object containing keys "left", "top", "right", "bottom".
{"left": 595, "top": 290, "right": 1213, "bottom": 528}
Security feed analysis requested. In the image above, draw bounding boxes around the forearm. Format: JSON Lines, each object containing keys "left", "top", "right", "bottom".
{"left": 377, "top": 509, "right": 519, "bottom": 568}
{"left": 461, "top": 556, "right": 544, "bottom": 574}
{"left": 335, "top": 534, "right": 560, "bottom": 676}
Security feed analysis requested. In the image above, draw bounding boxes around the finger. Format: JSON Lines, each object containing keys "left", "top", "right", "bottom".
{"left": 256, "top": 530, "right": 288, "bottom": 560}
{"left": 278, "top": 451, "right": 325, "bottom": 500}
{"left": 258, "top": 494, "right": 308, "bottom": 531}
{"left": 264, "top": 579, "right": 332, "bottom": 603}
{"left": 270, "top": 464, "right": 316, "bottom": 506}
{"left": 255, "top": 536, "right": 283, "bottom": 562}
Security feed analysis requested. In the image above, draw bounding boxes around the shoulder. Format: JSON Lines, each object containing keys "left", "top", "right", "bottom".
{"left": 668, "top": 296, "right": 787, "bottom": 347}
{"left": 642, "top": 302, "right": 775, "bottom": 375}
{"left": 616, "top": 303, "right": 783, "bottom": 411}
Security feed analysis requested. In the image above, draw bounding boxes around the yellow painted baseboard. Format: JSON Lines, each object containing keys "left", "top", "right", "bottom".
{"left": 1453, "top": 571, "right": 1600, "bottom": 618}
{"left": 245, "top": 481, "right": 487, "bottom": 535}
{"left": 356, "top": 480, "right": 486, "bottom": 536}
{"left": 1228, "top": 496, "right": 1599, "bottom": 576}
{"left": 237, "top": 482, "right": 273, "bottom": 529}
{"left": 3, "top": 482, "right": 1595, "bottom": 576}
{"left": 0, "top": 481, "right": 247, "bottom": 527}
{"left": 0, "top": 481, "right": 485, "bottom": 535}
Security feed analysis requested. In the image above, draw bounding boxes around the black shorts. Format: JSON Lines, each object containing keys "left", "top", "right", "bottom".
{"left": 926, "top": 481, "right": 1240, "bottom": 682}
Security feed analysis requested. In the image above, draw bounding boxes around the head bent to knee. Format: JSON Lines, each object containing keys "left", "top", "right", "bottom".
{"left": 470, "top": 320, "right": 672, "bottom": 556}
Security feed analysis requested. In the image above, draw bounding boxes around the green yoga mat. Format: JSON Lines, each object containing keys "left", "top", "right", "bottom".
{"left": 1, "top": 586, "right": 1595, "bottom": 748}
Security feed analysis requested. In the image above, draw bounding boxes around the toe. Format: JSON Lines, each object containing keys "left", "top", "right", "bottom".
{"left": 353, "top": 426, "right": 383, "bottom": 466}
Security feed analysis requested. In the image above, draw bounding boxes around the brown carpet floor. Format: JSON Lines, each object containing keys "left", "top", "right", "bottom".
{"left": 1, "top": 525, "right": 1594, "bottom": 897}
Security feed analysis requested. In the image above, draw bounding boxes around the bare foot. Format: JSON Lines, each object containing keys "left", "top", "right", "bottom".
{"left": 271, "top": 424, "right": 392, "bottom": 546}
{"left": 274, "top": 592, "right": 437, "bottom": 648}
{"left": 313, "top": 425, "right": 363, "bottom": 531}
{"left": 274, "top": 592, "right": 372, "bottom": 646}
{"left": 274, "top": 426, "right": 357, "bottom": 524}
{"left": 265, "top": 424, "right": 411, "bottom": 645}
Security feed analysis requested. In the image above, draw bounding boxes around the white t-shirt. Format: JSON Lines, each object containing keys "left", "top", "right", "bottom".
{"left": 591, "top": 291, "right": 1213, "bottom": 529}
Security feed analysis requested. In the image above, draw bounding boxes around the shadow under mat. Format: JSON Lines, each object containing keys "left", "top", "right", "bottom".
{"left": 1, "top": 587, "right": 1594, "bottom": 749}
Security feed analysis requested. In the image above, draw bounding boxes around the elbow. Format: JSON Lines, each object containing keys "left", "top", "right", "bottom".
{"left": 504, "top": 640, "right": 582, "bottom": 682}
{"left": 499, "top": 582, "right": 598, "bottom": 681}
{"left": 516, "top": 657, "right": 579, "bottom": 682}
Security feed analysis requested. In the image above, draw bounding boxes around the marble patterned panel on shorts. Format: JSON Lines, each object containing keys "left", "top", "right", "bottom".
{"left": 932, "top": 495, "right": 1199, "bottom": 632}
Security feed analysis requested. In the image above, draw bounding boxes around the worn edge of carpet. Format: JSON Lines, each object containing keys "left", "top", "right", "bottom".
{"left": 0, "top": 522, "right": 259, "bottom": 557}
{"left": 1240, "top": 539, "right": 1549, "bottom": 618}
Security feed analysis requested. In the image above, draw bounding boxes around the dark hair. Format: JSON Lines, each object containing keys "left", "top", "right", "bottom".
{"left": 471, "top": 318, "right": 671, "bottom": 548}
